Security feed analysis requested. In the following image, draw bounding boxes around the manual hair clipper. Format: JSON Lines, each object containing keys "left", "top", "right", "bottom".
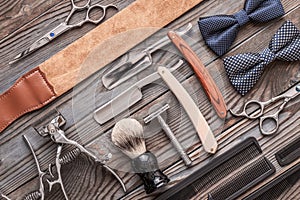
{"left": 36, "top": 115, "right": 127, "bottom": 193}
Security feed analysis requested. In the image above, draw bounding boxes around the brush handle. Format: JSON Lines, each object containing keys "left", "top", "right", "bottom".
{"left": 132, "top": 151, "right": 169, "bottom": 194}
{"left": 167, "top": 31, "right": 227, "bottom": 119}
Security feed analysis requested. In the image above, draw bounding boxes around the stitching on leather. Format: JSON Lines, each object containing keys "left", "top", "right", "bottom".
{"left": 38, "top": 69, "right": 56, "bottom": 97}
{"left": 0, "top": 68, "right": 57, "bottom": 131}
{"left": 0, "top": 69, "right": 51, "bottom": 100}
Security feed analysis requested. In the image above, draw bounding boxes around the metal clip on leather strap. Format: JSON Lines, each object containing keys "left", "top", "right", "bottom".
{"left": 0, "top": 68, "right": 57, "bottom": 132}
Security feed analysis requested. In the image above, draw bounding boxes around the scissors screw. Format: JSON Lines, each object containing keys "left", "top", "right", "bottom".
{"left": 50, "top": 32, "right": 55, "bottom": 37}
{"left": 296, "top": 85, "right": 300, "bottom": 92}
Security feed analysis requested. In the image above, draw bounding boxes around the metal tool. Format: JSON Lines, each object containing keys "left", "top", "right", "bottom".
{"left": 23, "top": 191, "right": 42, "bottom": 200}
{"left": 9, "top": 0, "right": 117, "bottom": 64}
{"left": 144, "top": 104, "right": 192, "bottom": 166}
{"left": 102, "top": 23, "right": 192, "bottom": 90}
{"left": 47, "top": 144, "right": 69, "bottom": 200}
{"left": 230, "top": 82, "right": 300, "bottom": 135}
{"left": 157, "top": 62, "right": 218, "bottom": 154}
{"left": 23, "top": 135, "right": 69, "bottom": 200}
{"left": 38, "top": 115, "right": 126, "bottom": 192}
{"left": 94, "top": 60, "right": 182, "bottom": 124}
{"left": 22, "top": 136, "right": 90, "bottom": 200}
{"left": 167, "top": 31, "right": 227, "bottom": 119}
{"left": 23, "top": 135, "right": 47, "bottom": 200}
{"left": 0, "top": 193, "right": 11, "bottom": 200}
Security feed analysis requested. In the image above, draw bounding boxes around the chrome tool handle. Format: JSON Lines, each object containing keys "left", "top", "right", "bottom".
{"left": 86, "top": 4, "right": 118, "bottom": 24}
{"left": 23, "top": 135, "right": 46, "bottom": 200}
{"left": 157, "top": 115, "right": 192, "bottom": 166}
{"left": 259, "top": 99, "right": 288, "bottom": 136}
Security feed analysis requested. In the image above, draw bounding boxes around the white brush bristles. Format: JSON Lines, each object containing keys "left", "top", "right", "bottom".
{"left": 112, "top": 118, "right": 147, "bottom": 159}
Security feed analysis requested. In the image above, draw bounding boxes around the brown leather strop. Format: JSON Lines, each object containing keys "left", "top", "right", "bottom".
{"left": 0, "top": 68, "right": 56, "bottom": 132}
{"left": 0, "top": 0, "right": 204, "bottom": 133}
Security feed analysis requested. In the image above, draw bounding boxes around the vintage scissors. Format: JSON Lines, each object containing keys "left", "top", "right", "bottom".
{"left": 230, "top": 83, "right": 300, "bottom": 135}
{"left": 10, "top": 0, "right": 117, "bottom": 64}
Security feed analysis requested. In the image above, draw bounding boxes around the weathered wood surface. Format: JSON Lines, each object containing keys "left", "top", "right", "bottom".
{"left": 1, "top": 0, "right": 300, "bottom": 199}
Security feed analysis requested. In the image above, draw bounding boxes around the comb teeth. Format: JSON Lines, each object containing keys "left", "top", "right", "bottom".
{"left": 192, "top": 144, "right": 261, "bottom": 193}
{"left": 210, "top": 157, "right": 275, "bottom": 200}
{"left": 156, "top": 137, "right": 268, "bottom": 200}
{"left": 244, "top": 163, "right": 300, "bottom": 200}
{"left": 275, "top": 136, "right": 300, "bottom": 166}
{"left": 253, "top": 179, "right": 291, "bottom": 200}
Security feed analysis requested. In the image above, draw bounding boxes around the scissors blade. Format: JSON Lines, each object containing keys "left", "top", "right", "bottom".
{"left": 9, "top": 36, "right": 51, "bottom": 64}
{"left": 9, "top": 23, "right": 70, "bottom": 65}
{"left": 283, "top": 82, "right": 300, "bottom": 99}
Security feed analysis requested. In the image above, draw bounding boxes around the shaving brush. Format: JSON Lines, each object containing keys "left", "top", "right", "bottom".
{"left": 112, "top": 118, "right": 169, "bottom": 194}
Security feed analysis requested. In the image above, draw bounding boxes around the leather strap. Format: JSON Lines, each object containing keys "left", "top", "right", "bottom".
{"left": 0, "top": 0, "right": 205, "bottom": 133}
{"left": 0, "top": 68, "right": 56, "bottom": 132}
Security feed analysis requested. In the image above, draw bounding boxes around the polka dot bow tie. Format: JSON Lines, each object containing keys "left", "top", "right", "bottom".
{"left": 198, "top": 0, "right": 285, "bottom": 56}
{"left": 224, "top": 21, "right": 300, "bottom": 96}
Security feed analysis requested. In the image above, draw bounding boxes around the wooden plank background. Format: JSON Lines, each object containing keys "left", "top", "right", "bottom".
{"left": 0, "top": 0, "right": 300, "bottom": 199}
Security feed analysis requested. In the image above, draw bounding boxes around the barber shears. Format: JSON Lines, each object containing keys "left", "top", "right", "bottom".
{"left": 230, "top": 83, "right": 300, "bottom": 135}
{"left": 10, "top": 0, "right": 117, "bottom": 64}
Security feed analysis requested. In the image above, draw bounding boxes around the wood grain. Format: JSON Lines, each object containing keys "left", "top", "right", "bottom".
{"left": 0, "top": 0, "right": 66, "bottom": 40}
{"left": 0, "top": 0, "right": 300, "bottom": 199}
{"left": 0, "top": 0, "right": 206, "bottom": 133}
{"left": 38, "top": 0, "right": 206, "bottom": 95}
{"left": 167, "top": 31, "right": 227, "bottom": 119}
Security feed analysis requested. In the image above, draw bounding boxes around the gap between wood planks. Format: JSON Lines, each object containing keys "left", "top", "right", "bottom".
{"left": 0, "top": 0, "right": 300, "bottom": 198}
{"left": 2, "top": 14, "right": 300, "bottom": 200}
{"left": 119, "top": 100, "right": 300, "bottom": 199}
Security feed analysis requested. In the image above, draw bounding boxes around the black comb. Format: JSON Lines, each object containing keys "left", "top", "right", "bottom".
{"left": 157, "top": 137, "right": 274, "bottom": 200}
{"left": 275, "top": 136, "right": 300, "bottom": 166}
{"left": 244, "top": 162, "right": 300, "bottom": 200}
{"left": 209, "top": 157, "right": 275, "bottom": 200}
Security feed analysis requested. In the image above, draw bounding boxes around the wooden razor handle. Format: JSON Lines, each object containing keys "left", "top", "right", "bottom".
{"left": 167, "top": 31, "right": 227, "bottom": 119}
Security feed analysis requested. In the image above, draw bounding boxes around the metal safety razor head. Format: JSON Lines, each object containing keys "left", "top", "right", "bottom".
{"left": 144, "top": 104, "right": 170, "bottom": 124}
{"left": 144, "top": 103, "right": 192, "bottom": 166}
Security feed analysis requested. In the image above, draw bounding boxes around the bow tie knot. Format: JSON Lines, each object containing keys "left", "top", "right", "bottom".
{"left": 234, "top": 10, "right": 249, "bottom": 26}
{"left": 260, "top": 48, "right": 276, "bottom": 65}
{"left": 198, "top": 0, "right": 285, "bottom": 56}
{"left": 224, "top": 21, "right": 300, "bottom": 96}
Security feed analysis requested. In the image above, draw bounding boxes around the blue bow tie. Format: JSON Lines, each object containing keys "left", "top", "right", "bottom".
{"left": 224, "top": 21, "right": 300, "bottom": 96}
{"left": 198, "top": 0, "right": 285, "bottom": 56}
